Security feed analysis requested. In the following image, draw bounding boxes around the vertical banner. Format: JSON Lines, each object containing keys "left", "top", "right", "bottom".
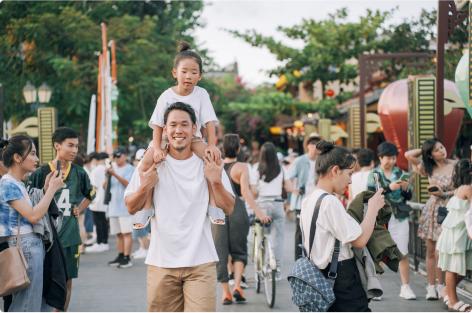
{"left": 348, "top": 104, "right": 362, "bottom": 148}
{"left": 408, "top": 75, "right": 436, "bottom": 203}
{"left": 38, "top": 107, "right": 57, "bottom": 165}
{"left": 87, "top": 95, "right": 96, "bottom": 154}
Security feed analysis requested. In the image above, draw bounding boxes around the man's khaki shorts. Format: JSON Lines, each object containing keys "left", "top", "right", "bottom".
{"left": 147, "top": 262, "right": 217, "bottom": 312}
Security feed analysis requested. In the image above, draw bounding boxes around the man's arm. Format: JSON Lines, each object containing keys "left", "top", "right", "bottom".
{"left": 210, "top": 180, "right": 234, "bottom": 215}
{"left": 125, "top": 165, "right": 158, "bottom": 215}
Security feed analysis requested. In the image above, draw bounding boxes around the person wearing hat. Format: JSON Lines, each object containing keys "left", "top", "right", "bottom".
{"left": 287, "top": 132, "right": 321, "bottom": 260}
{"left": 106, "top": 147, "right": 135, "bottom": 268}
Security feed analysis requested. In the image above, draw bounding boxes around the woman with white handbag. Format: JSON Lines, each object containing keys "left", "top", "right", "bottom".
{"left": 0, "top": 135, "right": 64, "bottom": 311}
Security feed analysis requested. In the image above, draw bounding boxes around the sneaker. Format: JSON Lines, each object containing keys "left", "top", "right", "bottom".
{"left": 85, "top": 236, "right": 96, "bottom": 246}
{"left": 133, "top": 248, "right": 148, "bottom": 259}
{"left": 436, "top": 284, "right": 445, "bottom": 299}
{"left": 99, "top": 243, "right": 110, "bottom": 252}
{"left": 372, "top": 296, "right": 382, "bottom": 301}
{"left": 399, "top": 284, "right": 417, "bottom": 300}
{"left": 233, "top": 288, "right": 246, "bottom": 303}
{"left": 118, "top": 256, "right": 133, "bottom": 268}
{"left": 108, "top": 254, "right": 123, "bottom": 267}
{"left": 240, "top": 275, "right": 249, "bottom": 289}
{"left": 426, "top": 284, "right": 438, "bottom": 300}
{"left": 222, "top": 295, "right": 233, "bottom": 305}
{"left": 85, "top": 243, "right": 103, "bottom": 253}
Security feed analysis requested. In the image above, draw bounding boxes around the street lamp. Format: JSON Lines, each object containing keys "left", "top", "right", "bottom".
{"left": 23, "top": 82, "right": 52, "bottom": 107}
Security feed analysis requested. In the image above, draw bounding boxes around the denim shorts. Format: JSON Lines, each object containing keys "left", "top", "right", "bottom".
{"left": 6, "top": 233, "right": 45, "bottom": 312}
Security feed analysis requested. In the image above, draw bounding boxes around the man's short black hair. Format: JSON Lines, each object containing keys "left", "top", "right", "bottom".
{"left": 96, "top": 152, "right": 109, "bottom": 160}
{"left": 306, "top": 136, "right": 321, "bottom": 146}
{"left": 355, "top": 148, "right": 375, "bottom": 167}
{"left": 377, "top": 141, "right": 398, "bottom": 157}
{"left": 52, "top": 127, "right": 78, "bottom": 144}
{"left": 163, "top": 102, "right": 196, "bottom": 125}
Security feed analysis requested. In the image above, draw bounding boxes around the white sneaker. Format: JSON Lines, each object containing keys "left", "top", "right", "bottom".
{"left": 85, "top": 243, "right": 103, "bottom": 253}
{"left": 85, "top": 236, "right": 96, "bottom": 246}
{"left": 99, "top": 243, "right": 109, "bottom": 252}
{"left": 399, "top": 284, "right": 417, "bottom": 300}
{"left": 133, "top": 248, "right": 147, "bottom": 259}
{"left": 426, "top": 284, "right": 438, "bottom": 300}
{"left": 372, "top": 296, "right": 382, "bottom": 301}
{"left": 436, "top": 284, "right": 445, "bottom": 299}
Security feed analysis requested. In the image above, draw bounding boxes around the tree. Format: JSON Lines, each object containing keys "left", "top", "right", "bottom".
{"left": 0, "top": 1, "right": 206, "bottom": 146}
{"left": 228, "top": 8, "right": 392, "bottom": 98}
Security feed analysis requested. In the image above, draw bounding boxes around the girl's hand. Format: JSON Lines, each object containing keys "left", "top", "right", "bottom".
{"left": 47, "top": 171, "right": 65, "bottom": 193}
{"left": 204, "top": 145, "right": 221, "bottom": 163}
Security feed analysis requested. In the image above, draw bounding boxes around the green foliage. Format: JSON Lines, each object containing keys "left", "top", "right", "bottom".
{"left": 0, "top": 1, "right": 205, "bottom": 146}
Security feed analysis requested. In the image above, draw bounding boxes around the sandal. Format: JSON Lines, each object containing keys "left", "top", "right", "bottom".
{"left": 449, "top": 301, "right": 472, "bottom": 312}
{"left": 444, "top": 296, "right": 450, "bottom": 307}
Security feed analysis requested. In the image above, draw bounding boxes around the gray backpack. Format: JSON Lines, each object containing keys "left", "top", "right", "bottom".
{"left": 288, "top": 193, "right": 340, "bottom": 312}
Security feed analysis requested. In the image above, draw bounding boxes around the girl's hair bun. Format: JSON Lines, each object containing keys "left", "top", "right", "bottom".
{"left": 177, "top": 41, "right": 191, "bottom": 53}
{"left": 316, "top": 140, "right": 335, "bottom": 154}
{"left": 0, "top": 138, "right": 8, "bottom": 150}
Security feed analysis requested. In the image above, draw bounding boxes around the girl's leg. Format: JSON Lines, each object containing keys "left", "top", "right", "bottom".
{"left": 399, "top": 256, "right": 410, "bottom": 285}
{"left": 191, "top": 140, "right": 207, "bottom": 160}
{"left": 139, "top": 146, "right": 155, "bottom": 172}
{"left": 446, "top": 271, "right": 459, "bottom": 307}
{"left": 426, "top": 239, "right": 437, "bottom": 285}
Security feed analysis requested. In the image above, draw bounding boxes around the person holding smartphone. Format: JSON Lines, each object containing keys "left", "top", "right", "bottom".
{"left": 405, "top": 138, "right": 457, "bottom": 300}
{"left": 367, "top": 142, "right": 415, "bottom": 300}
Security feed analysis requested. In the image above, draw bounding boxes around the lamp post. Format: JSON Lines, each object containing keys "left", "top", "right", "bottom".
{"left": 22, "top": 82, "right": 52, "bottom": 109}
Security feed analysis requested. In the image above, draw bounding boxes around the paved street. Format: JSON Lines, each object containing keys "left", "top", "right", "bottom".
{"left": 1, "top": 217, "right": 464, "bottom": 311}
{"left": 63, "top": 217, "right": 468, "bottom": 312}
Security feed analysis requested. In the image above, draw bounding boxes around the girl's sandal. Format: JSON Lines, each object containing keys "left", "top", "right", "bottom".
{"left": 444, "top": 296, "right": 450, "bottom": 308}
{"left": 449, "top": 301, "right": 472, "bottom": 312}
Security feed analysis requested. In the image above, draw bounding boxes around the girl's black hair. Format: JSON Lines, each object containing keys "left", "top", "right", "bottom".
{"left": 223, "top": 134, "right": 240, "bottom": 159}
{"left": 421, "top": 138, "right": 443, "bottom": 177}
{"left": 258, "top": 142, "right": 281, "bottom": 183}
{"left": 0, "top": 135, "right": 34, "bottom": 167}
{"left": 315, "top": 140, "right": 356, "bottom": 176}
{"left": 452, "top": 159, "right": 472, "bottom": 188}
{"left": 174, "top": 41, "right": 203, "bottom": 73}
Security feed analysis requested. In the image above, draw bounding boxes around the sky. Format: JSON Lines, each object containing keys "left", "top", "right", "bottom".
{"left": 194, "top": 0, "right": 436, "bottom": 86}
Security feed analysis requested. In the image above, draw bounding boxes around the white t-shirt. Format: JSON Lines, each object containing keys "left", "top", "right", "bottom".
{"left": 124, "top": 153, "right": 234, "bottom": 268}
{"left": 250, "top": 164, "right": 286, "bottom": 198}
{"left": 148, "top": 86, "right": 218, "bottom": 138}
{"left": 90, "top": 164, "right": 108, "bottom": 213}
{"left": 300, "top": 188, "right": 362, "bottom": 270}
{"left": 350, "top": 170, "right": 371, "bottom": 199}
{"left": 306, "top": 160, "right": 316, "bottom": 195}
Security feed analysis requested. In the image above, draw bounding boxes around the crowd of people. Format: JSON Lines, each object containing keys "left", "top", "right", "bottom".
{"left": 0, "top": 39, "right": 471, "bottom": 313}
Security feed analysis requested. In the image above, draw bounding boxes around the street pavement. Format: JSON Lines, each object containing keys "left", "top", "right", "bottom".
{"left": 3, "top": 217, "right": 465, "bottom": 311}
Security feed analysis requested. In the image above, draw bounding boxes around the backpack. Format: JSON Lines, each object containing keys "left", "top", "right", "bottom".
{"left": 287, "top": 193, "right": 340, "bottom": 312}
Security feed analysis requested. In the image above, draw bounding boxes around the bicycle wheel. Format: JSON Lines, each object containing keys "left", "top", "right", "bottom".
{"left": 263, "top": 239, "right": 276, "bottom": 308}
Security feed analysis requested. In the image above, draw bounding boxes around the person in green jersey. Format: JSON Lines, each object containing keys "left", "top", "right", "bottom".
{"left": 28, "top": 127, "right": 95, "bottom": 311}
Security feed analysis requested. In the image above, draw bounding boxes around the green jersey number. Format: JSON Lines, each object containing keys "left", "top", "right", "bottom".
{"left": 57, "top": 189, "right": 72, "bottom": 216}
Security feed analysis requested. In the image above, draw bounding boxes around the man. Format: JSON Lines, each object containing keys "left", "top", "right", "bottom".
{"left": 125, "top": 102, "right": 235, "bottom": 312}
{"left": 288, "top": 132, "right": 321, "bottom": 260}
{"left": 107, "top": 148, "right": 135, "bottom": 268}
{"left": 28, "top": 127, "right": 95, "bottom": 311}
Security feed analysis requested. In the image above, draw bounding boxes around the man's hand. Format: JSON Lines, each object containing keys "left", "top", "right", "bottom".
{"left": 106, "top": 167, "right": 115, "bottom": 177}
{"left": 204, "top": 155, "right": 223, "bottom": 185}
{"left": 140, "top": 163, "right": 158, "bottom": 190}
{"left": 204, "top": 144, "right": 221, "bottom": 164}
{"left": 72, "top": 207, "right": 80, "bottom": 217}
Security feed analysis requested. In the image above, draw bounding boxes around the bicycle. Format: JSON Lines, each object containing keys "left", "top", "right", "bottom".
{"left": 251, "top": 216, "right": 277, "bottom": 308}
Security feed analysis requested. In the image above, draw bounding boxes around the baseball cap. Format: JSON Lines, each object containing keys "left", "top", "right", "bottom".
{"left": 135, "top": 148, "right": 146, "bottom": 161}
{"left": 113, "top": 147, "right": 127, "bottom": 158}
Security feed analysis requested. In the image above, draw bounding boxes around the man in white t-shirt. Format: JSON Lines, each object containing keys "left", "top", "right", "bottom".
{"left": 124, "top": 102, "right": 235, "bottom": 312}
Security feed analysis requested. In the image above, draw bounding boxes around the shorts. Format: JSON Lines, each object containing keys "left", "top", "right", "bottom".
{"left": 388, "top": 215, "right": 409, "bottom": 256}
{"left": 133, "top": 224, "right": 151, "bottom": 239}
{"left": 110, "top": 216, "right": 133, "bottom": 235}
{"left": 63, "top": 245, "right": 80, "bottom": 279}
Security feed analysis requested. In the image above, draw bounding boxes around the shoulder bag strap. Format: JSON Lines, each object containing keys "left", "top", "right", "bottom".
{"left": 308, "top": 193, "right": 329, "bottom": 257}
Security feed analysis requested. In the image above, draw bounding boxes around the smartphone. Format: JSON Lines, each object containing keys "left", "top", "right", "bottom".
{"left": 428, "top": 186, "right": 439, "bottom": 192}
{"left": 373, "top": 172, "right": 381, "bottom": 191}
{"left": 56, "top": 160, "right": 61, "bottom": 177}
{"left": 399, "top": 172, "right": 411, "bottom": 182}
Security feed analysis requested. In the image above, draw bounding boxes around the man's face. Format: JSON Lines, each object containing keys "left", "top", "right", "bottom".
{"left": 164, "top": 110, "right": 196, "bottom": 152}
{"left": 306, "top": 141, "right": 319, "bottom": 159}
{"left": 114, "top": 154, "right": 127, "bottom": 166}
{"left": 379, "top": 155, "right": 396, "bottom": 171}
{"left": 54, "top": 138, "right": 79, "bottom": 162}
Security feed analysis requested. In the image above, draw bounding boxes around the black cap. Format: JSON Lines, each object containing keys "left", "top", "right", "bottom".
{"left": 113, "top": 147, "right": 127, "bottom": 158}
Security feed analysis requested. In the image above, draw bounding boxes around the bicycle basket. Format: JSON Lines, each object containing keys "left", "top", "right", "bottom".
{"left": 288, "top": 256, "right": 335, "bottom": 312}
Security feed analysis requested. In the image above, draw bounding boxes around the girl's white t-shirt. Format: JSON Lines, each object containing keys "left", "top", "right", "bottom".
{"left": 148, "top": 86, "right": 218, "bottom": 138}
{"left": 124, "top": 154, "right": 234, "bottom": 268}
{"left": 300, "top": 188, "right": 362, "bottom": 269}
